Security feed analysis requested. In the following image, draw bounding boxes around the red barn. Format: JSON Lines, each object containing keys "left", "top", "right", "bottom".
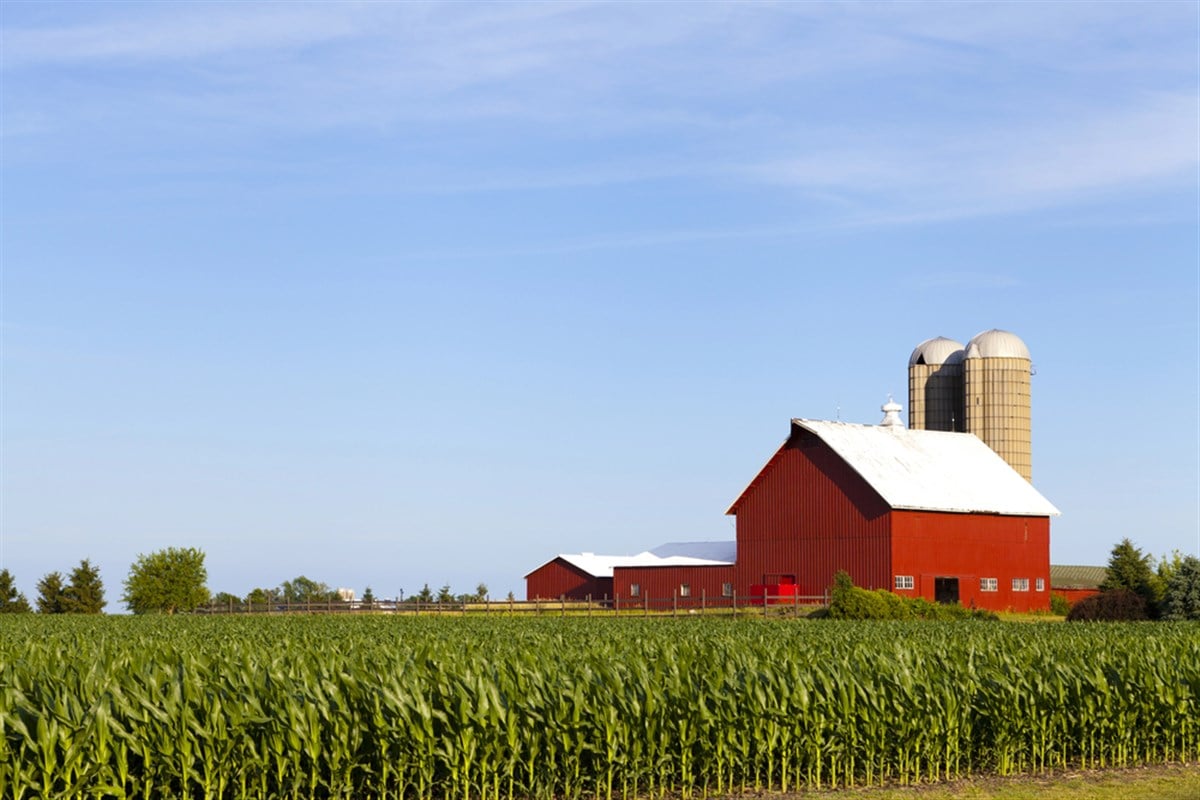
{"left": 526, "top": 411, "right": 1059, "bottom": 613}
{"left": 1049, "top": 565, "right": 1107, "bottom": 607}
{"left": 526, "top": 543, "right": 735, "bottom": 602}
{"left": 727, "top": 417, "right": 1059, "bottom": 612}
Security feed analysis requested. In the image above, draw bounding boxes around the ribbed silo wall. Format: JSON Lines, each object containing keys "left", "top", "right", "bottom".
{"left": 964, "top": 356, "right": 1032, "bottom": 481}
{"left": 908, "top": 363, "right": 964, "bottom": 431}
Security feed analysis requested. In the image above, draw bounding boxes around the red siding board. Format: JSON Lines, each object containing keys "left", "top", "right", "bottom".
{"left": 732, "top": 429, "right": 891, "bottom": 595}
{"left": 890, "top": 511, "right": 1050, "bottom": 612}
{"left": 525, "top": 559, "right": 611, "bottom": 601}
{"left": 1054, "top": 588, "right": 1100, "bottom": 606}
{"left": 612, "top": 565, "right": 735, "bottom": 608}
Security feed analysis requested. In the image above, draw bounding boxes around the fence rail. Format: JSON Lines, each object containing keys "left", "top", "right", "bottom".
{"left": 197, "top": 591, "right": 830, "bottom": 617}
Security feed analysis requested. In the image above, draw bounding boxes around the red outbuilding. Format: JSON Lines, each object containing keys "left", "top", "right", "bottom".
{"left": 525, "top": 543, "right": 736, "bottom": 602}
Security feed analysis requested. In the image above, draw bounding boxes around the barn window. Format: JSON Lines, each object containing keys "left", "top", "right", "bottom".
{"left": 1012, "top": 578, "right": 1030, "bottom": 592}
{"left": 1036, "top": 578, "right": 1045, "bottom": 592}
{"left": 629, "top": 583, "right": 640, "bottom": 598}
{"left": 980, "top": 578, "right": 998, "bottom": 592}
{"left": 722, "top": 582, "right": 734, "bottom": 597}
{"left": 894, "top": 575, "right": 914, "bottom": 590}
{"left": 679, "top": 583, "right": 691, "bottom": 598}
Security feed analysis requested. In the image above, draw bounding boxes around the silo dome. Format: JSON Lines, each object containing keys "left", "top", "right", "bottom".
{"left": 908, "top": 337, "right": 966, "bottom": 367}
{"left": 965, "top": 329, "right": 1030, "bottom": 360}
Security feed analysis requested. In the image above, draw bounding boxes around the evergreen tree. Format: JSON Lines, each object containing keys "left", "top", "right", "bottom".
{"left": 1163, "top": 555, "right": 1200, "bottom": 621}
{"left": 36, "top": 571, "right": 66, "bottom": 613}
{"left": 361, "top": 586, "right": 375, "bottom": 608}
{"left": 415, "top": 583, "right": 434, "bottom": 603}
{"left": 61, "top": 559, "right": 106, "bottom": 614}
{"left": 437, "top": 583, "right": 455, "bottom": 604}
{"left": 1100, "top": 539, "right": 1158, "bottom": 615}
{"left": 0, "top": 569, "right": 31, "bottom": 613}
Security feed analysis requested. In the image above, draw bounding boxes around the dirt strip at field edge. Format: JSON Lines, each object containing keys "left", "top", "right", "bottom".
{"left": 711, "top": 761, "right": 1200, "bottom": 800}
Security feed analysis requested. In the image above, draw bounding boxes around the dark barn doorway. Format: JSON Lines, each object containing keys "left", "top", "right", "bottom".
{"left": 934, "top": 577, "right": 960, "bottom": 605}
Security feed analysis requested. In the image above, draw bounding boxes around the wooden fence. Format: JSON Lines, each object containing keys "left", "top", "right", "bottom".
{"left": 197, "top": 591, "right": 830, "bottom": 617}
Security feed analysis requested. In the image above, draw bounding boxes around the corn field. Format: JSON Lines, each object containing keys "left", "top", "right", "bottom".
{"left": 1, "top": 616, "right": 1197, "bottom": 799}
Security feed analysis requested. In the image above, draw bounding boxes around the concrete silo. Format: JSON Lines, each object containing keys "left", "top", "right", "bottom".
{"left": 908, "top": 337, "right": 965, "bottom": 432}
{"left": 963, "top": 329, "right": 1032, "bottom": 481}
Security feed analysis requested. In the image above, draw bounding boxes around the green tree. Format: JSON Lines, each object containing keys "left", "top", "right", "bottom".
{"left": 415, "top": 583, "right": 434, "bottom": 604}
{"left": 1162, "top": 555, "right": 1200, "bottom": 621}
{"left": 278, "top": 576, "right": 336, "bottom": 604}
{"left": 361, "top": 586, "right": 375, "bottom": 608}
{"left": 36, "top": 571, "right": 66, "bottom": 613}
{"left": 436, "top": 583, "right": 455, "bottom": 604}
{"left": 211, "top": 591, "right": 241, "bottom": 610}
{"left": 0, "top": 569, "right": 31, "bottom": 613}
{"left": 1100, "top": 538, "right": 1159, "bottom": 615}
{"left": 61, "top": 559, "right": 106, "bottom": 614}
{"left": 244, "top": 587, "right": 274, "bottom": 606}
{"left": 122, "top": 547, "right": 209, "bottom": 614}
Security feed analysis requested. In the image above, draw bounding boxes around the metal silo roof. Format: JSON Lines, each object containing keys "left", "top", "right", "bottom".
{"left": 964, "top": 329, "right": 1031, "bottom": 360}
{"left": 908, "top": 336, "right": 966, "bottom": 366}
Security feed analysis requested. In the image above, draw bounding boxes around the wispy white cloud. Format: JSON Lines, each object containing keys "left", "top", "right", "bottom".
{"left": 3, "top": 2, "right": 1195, "bottom": 227}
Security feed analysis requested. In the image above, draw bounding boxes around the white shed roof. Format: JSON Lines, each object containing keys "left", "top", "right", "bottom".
{"left": 546, "top": 541, "right": 736, "bottom": 578}
{"left": 792, "top": 420, "right": 1059, "bottom": 516}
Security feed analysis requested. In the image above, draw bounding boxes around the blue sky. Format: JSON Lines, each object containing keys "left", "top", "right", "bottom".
{"left": 2, "top": 2, "right": 1197, "bottom": 603}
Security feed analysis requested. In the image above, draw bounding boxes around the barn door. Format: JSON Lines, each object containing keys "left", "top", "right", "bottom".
{"left": 934, "top": 577, "right": 960, "bottom": 605}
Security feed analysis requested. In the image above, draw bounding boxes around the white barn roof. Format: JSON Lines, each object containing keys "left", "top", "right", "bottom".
{"left": 729, "top": 420, "right": 1059, "bottom": 517}
{"left": 795, "top": 420, "right": 1059, "bottom": 516}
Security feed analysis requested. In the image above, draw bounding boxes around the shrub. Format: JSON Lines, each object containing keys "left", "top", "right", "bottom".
{"left": 1066, "top": 588, "right": 1148, "bottom": 622}
{"left": 827, "top": 572, "right": 997, "bottom": 621}
{"left": 1049, "top": 593, "right": 1071, "bottom": 616}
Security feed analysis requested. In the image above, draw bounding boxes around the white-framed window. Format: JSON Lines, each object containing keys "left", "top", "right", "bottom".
{"left": 629, "top": 583, "right": 640, "bottom": 598}
{"left": 1012, "top": 578, "right": 1030, "bottom": 592}
{"left": 894, "top": 575, "right": 914, "bottom": 590}
{"left": 722, "top": 582, "right": 734, "bottom": 597}
{"left": 980, "top": 577, "right": 998, "bottom": 592}
{"left": 1036, "top": 578, "right": 1045, "bottom": 592}
{"left": 679, "top": 584, "right": 691, "bottom": 598}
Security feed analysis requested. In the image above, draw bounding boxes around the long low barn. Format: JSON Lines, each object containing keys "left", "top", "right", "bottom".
{"left": 525, "top": 542, "right": 735, "bottom": 601}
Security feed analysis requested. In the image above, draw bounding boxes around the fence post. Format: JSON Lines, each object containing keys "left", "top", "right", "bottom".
{"left": 763, "top": 588, "right": 768, "bottom": 618}
{"left": 615, "top": 594, "right": 620, "bottom": 615}
{"left": 732, "top": 592, "right": 737, "bottom": 617}
{"left": 673, "top": 590, "right": 677, "bottom": 617}
{"left": 794, "top": 587, "right": 799, "bottom": 617}
{"left": 644, "top": 592, "right": 648, "bottom": 617}
{"left": 561, "top": 595, "right": 566, "bottom": 617}
{"left": 701, "top": 589, "right": 706, "bottom": 615}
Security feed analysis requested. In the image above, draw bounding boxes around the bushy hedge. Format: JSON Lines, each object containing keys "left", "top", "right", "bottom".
{"left": 1049, "top": 593, "right": 1071, "bottom": 616}
{"left": 1066, "top": 588, "right": 1149, "bottom": 621}
{"left": 827, "top": 571, "right": 997, "bottom": 621}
